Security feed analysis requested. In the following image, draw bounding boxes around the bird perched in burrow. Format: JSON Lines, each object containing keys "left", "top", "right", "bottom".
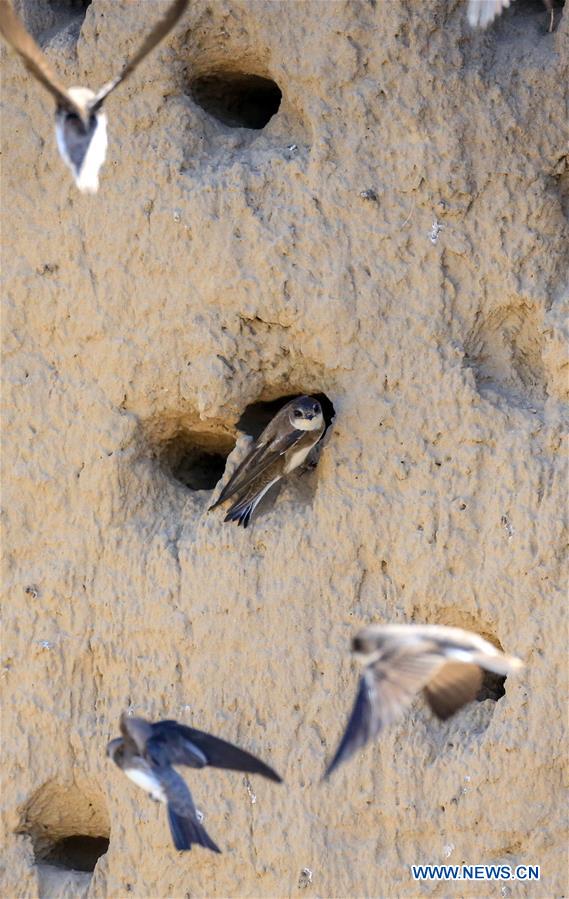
{"left": 0, "top": 0, "right": 189, "bottom": 192}
{"left": 107, "top": 713, "right": 282, "bottom": 853}
{"left": 209, "top": 395, "right": 326, "bottom": 528}
{"left": 325, "top": 623, "right": 523, "bottom": 778}
{"left": 467, "top": 0, "right": 557, "bottom": 32}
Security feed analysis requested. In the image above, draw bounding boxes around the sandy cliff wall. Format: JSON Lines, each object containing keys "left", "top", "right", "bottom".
{"left": 1, "top": 0, "right": 568, "bottom": 897}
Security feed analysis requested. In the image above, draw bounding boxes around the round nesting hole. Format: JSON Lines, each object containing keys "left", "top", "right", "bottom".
{"left": 237, "top": 392, "right": 336, "bottom": 440}
{"left": 17, "top": 781, "right": 110, "bottom": 874}
{"left": 160, "top": 429, "right": 235, "bottom": 491}
{"left": 190, "top": 72, "right": 282, "bottom": 129}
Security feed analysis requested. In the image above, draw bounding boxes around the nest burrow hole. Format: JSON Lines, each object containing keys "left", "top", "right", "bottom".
{"left": 17, "top": 782, "right": 110, "bottom": 874}
{"left": 154, "top": 393, "right": 334, "bottom": 493}
{"left": 189, "top": 72, "right": 282, "bottom": 129}
{"left": 41, "top": 835, "right": 110, "bottom": 872}
{"left": 30, "top": 0, "right": 90, "bottom": 42}
{"left": 46, "top": 0, "right": 91, "bottom": 24}
{"left": 476, "top": 671, "right": 507, "bottom": 703}
{"left": 159, "top": 430, "right": 234, "bottom": 491}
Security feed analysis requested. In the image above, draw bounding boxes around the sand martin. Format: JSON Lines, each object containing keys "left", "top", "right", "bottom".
{"left": 107, "top": 713, "right": 282, "bottom": 852}
{"left": 210, "top": 395, "right": 325, "bottom": 528}
{"left": 467, "top": 0, "right": 555, "bottom": 31}
{"left": 325, "top": 624, "right": 523, "bottom": 778}
{"left": 0, "top": 0, "right": 189, "bottom": 192}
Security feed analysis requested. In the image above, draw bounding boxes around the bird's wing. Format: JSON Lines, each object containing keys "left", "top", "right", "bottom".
{"left": 210, "top": 427, "right": 303, "bottom": 509}
{"left": 467, "top": 0, "right": 513, "bottom": 29}
{"left": 159, "top": 766, "right": 221, "bottom": 853}
{"left": 392, "top": 625, "right": 523, "bottom": 677}
{"left": 148, "top": 721, "right": 282, "bottom": 782}
{"left": 325, "top": 648, "right": 443, "bottom": 778}
{"left": 222, "top": 465, "right": 282, "bottom": 528}
{"left": 0, "top": 0, "right": 77, "bottom": 111}
{"left": 423, "top": 660, "right": 483, "bottom": 720}
{"left": 90, "top": 0, "right": 189, "bottom": 109}
{"left": 120, "top": 714, "right": 153, "bottom": 754}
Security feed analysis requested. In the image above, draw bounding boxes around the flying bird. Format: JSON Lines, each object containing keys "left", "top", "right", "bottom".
{"left": 107, "top": 713, "right": 282, "bottom": 852}
{"left": 209, "top": 395, "right": 326, "bottom": 528}
{"left": 325, "top": 624, "right": 523, "bottom": 778}
{"left": 467, "top": 0, "right": 555, "bottom": 32}
{"left": 0, "top": 0, "right": 189, "bottom": 192}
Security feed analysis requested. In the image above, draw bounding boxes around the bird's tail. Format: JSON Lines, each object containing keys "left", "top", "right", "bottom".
{"left": 223, "top": 494, "right": 257, "bottom": 528}
{"left": 167, "top": 805, "right": 221, "bottom": 853}
{"left": 223, "top": 477, "right": 280, "bottom": 528}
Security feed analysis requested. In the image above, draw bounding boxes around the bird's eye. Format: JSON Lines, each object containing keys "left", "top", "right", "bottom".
{"left": 293, "top": 409, "right": 303, "bottom": 417}
{"left": 313, "top": 404, "right": 319, "bottom": 413}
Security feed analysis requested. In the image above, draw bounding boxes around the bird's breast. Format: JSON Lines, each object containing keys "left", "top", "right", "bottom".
{"left": 124, "top": 765, "right": 167, "bottom": 803}
{"left": 285, "top": 442, "right": 313, "bottom": 473}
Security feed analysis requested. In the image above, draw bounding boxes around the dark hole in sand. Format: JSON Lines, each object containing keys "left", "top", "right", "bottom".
{"left": 41, "top": 835, "right": 109, "bottom": 873}
{"left": 159, "top": 430, "right": 234, "bottom": 491}
{"left": 476, "top": 670, "right": 507, "bottom": 703}
{"left": 190, "top": 72, "right": 282, "bottom": 129}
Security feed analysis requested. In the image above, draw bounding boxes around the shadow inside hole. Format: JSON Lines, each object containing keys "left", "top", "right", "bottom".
{"left": 492, "top": 0, "right": 564, "bottom": 33}
{"left": 41, "top": 835, "right": 109, "bottom": 873}
{"left": 49, "top": 0, "right": 91, "bottom": 11}
{"left": 237, "top": 393, "right": 336, "bottom": 440}
{"left": 476, "top": 670, "right": 506, "bottom": 703}
{"left": 516, "top": 0, "right": 564, "bottom": 15}
{"left": 160, "top": 430, "right": 234, "bottom": 491}
{"left": 190, "top": 73, "right": 282, "bottom": 129}
{"left": 31, "top": 0, "right": 91, "bottom": 43}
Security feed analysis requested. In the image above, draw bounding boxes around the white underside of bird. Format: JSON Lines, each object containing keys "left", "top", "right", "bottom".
{"left": 55, "top": 107, "right": 108, "bottom": 194}
{"left": 285, "top": 443, "right": 313, "bottom": 473}
{"left": 124, "top": 765, "right": 167, "bottom": 803}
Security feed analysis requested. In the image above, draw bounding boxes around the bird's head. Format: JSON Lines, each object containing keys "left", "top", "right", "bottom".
{"left": 287, "top": 396, "right": 323, "bottom": 431}
{"left": 351, "top": 628, "right": 384, "bottom": 663}
{"left": 106, "top": 737, "right": 124, "bottom": 765}
{"left": 68, "top": 86, "right": 96, "bottom": 113}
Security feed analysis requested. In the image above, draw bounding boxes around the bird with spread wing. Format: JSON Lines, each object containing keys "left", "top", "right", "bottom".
{"left": 107, "top": 713, "right": 282, "bottom": 853}
{"left": 210, "top": 395, "right": 326, "bottom": 528}
{"left": 0, "top": 0, "right": 189, "bottom": 192}
{"left": 325, "top": 624, "right": 523, "bottom": 778}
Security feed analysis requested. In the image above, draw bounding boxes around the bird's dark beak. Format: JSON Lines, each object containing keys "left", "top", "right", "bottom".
{"left": 306, "top": 413, "right": 314, "bottom": 420}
